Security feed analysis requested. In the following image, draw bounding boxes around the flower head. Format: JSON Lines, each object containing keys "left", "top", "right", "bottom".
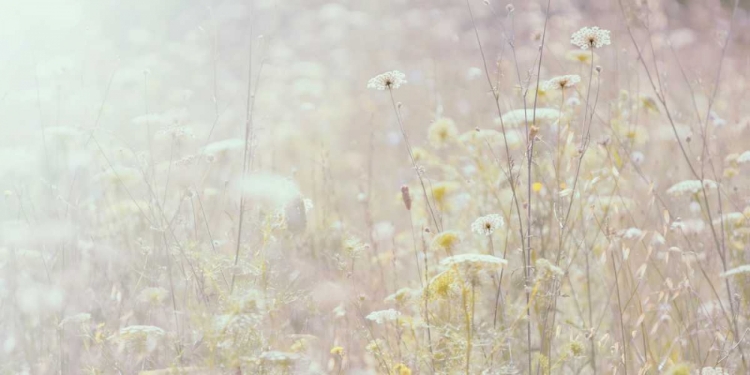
{"left": 367, "top": 70, "right": 407, "bottom": 90}
{"left": 666, "top": 179, "right": 718, "bottom": 196}
{"left": 471, "top": 214, "right": 504, "bottom": 236}
{"left": 428, "top": 118, "right": 459, "bottom": 148}
{"left": 571, "top": 26, "right": 611, "bottom": 49}
{"left": 542, "top": 75, "right": 581, "bottom": 91}
{"left": 366, "top": 308, "right": 401, "bottom": 324}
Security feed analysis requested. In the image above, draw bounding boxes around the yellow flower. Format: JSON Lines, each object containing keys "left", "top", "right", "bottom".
{"left": 428, "top": 118, "right": 459, "bottom": 149}
{"left": 394, "top": 363, "right": 412, "bottom": 375}
{"left": 532, "top": 182, "right": 543, "bottom": 193}
{"left": 565, "top": 49, "right": 598, "bottom": 64}
{"left": 330, "top": 346, "right": 344, "bottom": 356}
{"left": 431, "top": 181, "right": 459, "bottom": 210}
{"left": 430, "top": 230, "right": 461, "bottom": 254}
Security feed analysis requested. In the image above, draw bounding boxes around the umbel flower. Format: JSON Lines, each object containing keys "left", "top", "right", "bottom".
{"left": 542, "top": 75, "right": 581, "bottom": 91}
{"left": 367, "top": 70, "right": 407, "bottom": 90}
{"left": 471, "top": 214, "right": 504, "bottom": 236}
{"left": 571, "top": 26, "right": 611, "bottom": 49}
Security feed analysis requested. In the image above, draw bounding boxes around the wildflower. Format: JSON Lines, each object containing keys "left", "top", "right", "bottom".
{"left": 535, "top": 258, "right": 564, "bottom": 280}
{"left": 571, "top": 26, "right": 611, "bottom": 49}
{"left": 666, "top": 179, "right": 718, "bottom": 196}
{"left": 430, "top": 230, "right": 462, "bottom": 253}
{"left": 330, "top": 346, "right": 344, "bottom": 356}
{"left": 721, "top": 264, "right": 750, "bottom": 278}
{"left": 664, "top": 363, "right": 691, "bottom": 375}
{"left": 497, "top": 108, "right": 561, "bottom": 127}
{"left": 565, "top": 50, "right": 597, "bottom": 64}
{"left": 400, "top": 185, "right": 412, "bottom": 210}
{"left": 471, "top": 214, "right": 504, "bottom": 236}
{"left": 542, "top": 74, "right": 581, "bottom": 91}
{"left": 736, "top": 150, "right": 750, "bottom": 164}
{"left": 394, "top": 363, "right": 412, "bottom": 375}
{"left": 137, "top": 287, "right": 169, "bottom": 306}
{"left": 202, "top": 138, "right": 244, "bottom": 156}
{"left": 114, "top": 325, "right": 165, "bottom": 355}
{"left": 385, "top": 287, "right": 420, "bottom": 305}
{"left": 431, "top": 181, "right": 460, "bottom": 210}
{"left": 367, "top": 70, "right": 407, "bottom": 90}
{"left": 428, "top": 118, "right": 459, "bottom": 148}
{"left": 365, "top": 309, "right": 401, "bottom": 324}
{"left": 700, "top": 367, "right": 730, "bottom": 375}
{"left": 568, "top": 340, "right": 585, "bottom": 357}
{"left": 441, "top": 253, "right": 508, "bottom": 281}
{"left": 532, "top": 182, "right": 543, "bottom": 193}
{"left": 343, "top": 236, "right": 366, "bottom": 258}
{"left": 259, "top": 351, "right": 300, "bottom": 366}
{"left": 620, "top": 227, "right": 643, "bottom": 240}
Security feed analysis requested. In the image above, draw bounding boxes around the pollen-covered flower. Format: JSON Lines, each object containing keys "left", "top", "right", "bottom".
{"left": 367, "top": 70, "right": 407, "bottom": 90}
{"left": 542, "top": 74, "right": 581, "bottom": 91}
{"left": 471, "top": 214, "right": 504, "bottom": 236}
{"left": 666, "top": 179, "right": 718, "bottom": 196}
{"left": 571, "top": 26, "right": 611, "bottom": 49}
{"left": 428, "top": 118, "right": 459, "bottom": 148}
{"left": 365, "top": 308, "right": 401, "bottom": 324}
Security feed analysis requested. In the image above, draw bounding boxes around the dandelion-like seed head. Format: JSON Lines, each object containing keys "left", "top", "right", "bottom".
{"left": 471, "top": 214, "right": 504, "bottom": 236}
{"left": 367, "top": 70, "right": 407, "bottom": 90}
{"left": 571, "top": 26, "right": 611, "bottom": 49}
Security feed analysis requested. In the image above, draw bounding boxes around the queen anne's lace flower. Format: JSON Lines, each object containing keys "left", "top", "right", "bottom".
{"left": 497, "top": 108, "right": 561, "bottom": 127}
{"left": 471, "top": 214, "right": 504, "bottom": 236}
{"left": 366, "top": 309, "right": 401, "bottom": 324}
{"left": 542, "top": 75, "right": 581, "bottom": 91}
{"left": 441, "top": 253, "right": 507, "bottom": 268}
{"left": 571, "top": 26, "right": 611, "bottom": 49}
{"left": 666, "top": 179, "right": 718, "bottom": 196}
{"left": 367, "top": 70, "right": 407, "bottom": 90}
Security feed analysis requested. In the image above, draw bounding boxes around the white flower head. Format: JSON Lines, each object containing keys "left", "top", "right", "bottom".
{"left": 542, "top": 74, "right": 581, "bottom": 91}
{"left": 441, "top": 253, "right": 507, "bottom": 269}
{"left": 367, "top": 70, "right": 407, "bottom": 90}
{"left": 666, "top": 179, "right": 718, "bottom": 196}
{"left": 571, "top": 26, "right": 611, "bottom": 49}
{"left": 366, "top": 308, "right": 401, "bottom": 324}
{"left": 497, "top": 108, "right": 561, "bottom": 127}
{"left": 471, "top": 214, "right": 504, "bottom": 236}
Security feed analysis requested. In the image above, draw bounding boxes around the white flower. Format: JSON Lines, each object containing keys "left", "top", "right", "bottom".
{"left": 497, "top": 108, "right": 561, "bottom": 127}
{"left": 366, "top": 309, "right": 401, "bottom": 324}
{"left": 666, "top": 179, "right": 718, "bottom": 196}
{"left": 621, "top": 227, "right": 643, "bottom": 240}
{"left": 736, "top": 150, "right": 750, "bottom": 164}
{"left": 367, "top": 70, "right": 407, "bottom": 90}
{"left": 535, "top": 258, "right": 564, "bottom": 279}
{"left": 700, "top": 367, "right": 729, "bottom": 375}
{"left": 471, "top": 214, "right": 504, "bottom": 236}
{"left": 541, "top": 74, "right": 581, "bottom": 91}
{"left": 138, "top": 287, "right": 169, "bottom": 305}
{"left": 571, "top": 26, "right": 611, "bottom": 49}
{"left": 441, "top": 253, "right": 507, "bottom": 268}
{"left": 721, "top": 264, "right": 750, "bottom": 278}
